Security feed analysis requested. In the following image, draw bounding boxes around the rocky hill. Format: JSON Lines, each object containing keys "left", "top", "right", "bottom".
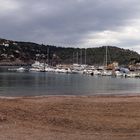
{"left": 0, "top": 38, "right": 140, "bottom": 66}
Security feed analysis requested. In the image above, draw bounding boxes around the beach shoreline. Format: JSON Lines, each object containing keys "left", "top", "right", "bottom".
{"left": 0, "top": 95, "right": 140, "bottom": 140}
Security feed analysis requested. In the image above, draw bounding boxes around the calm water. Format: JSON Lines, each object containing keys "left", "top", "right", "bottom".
{"left": 0, "top": 67, "right": 140, "bottom": 96}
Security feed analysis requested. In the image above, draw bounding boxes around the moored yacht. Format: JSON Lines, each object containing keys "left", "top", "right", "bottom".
{"left": 16, "top": 67, "right": 26, "bottom": 72}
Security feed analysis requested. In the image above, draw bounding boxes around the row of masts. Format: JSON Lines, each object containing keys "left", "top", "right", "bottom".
{"left": 73, "top": 49, "right": 87, "bottom": 65}
{"left": 43, "top": 47, "right": 87, "bottom": 65}
{"left": 42, "top": 46, "right": 109, "bottom": 70}
{"left": 42, "top": 48, "right": 87, "bottom": 71}
{"left": 73, "top": 46, "right": 108, "bottom": 66}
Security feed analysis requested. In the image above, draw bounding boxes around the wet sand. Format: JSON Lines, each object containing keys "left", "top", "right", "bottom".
{"left": 0, "top": 95, "right": 140, "bottom": 140}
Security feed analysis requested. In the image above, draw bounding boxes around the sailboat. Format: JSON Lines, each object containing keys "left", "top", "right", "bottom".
{"left": 101, "top": 46, "right": 112, "bottom": 76}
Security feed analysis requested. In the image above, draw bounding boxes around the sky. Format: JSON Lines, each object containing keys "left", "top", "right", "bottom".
{"left": 0, "top": 0, "right": 140, "bottom": 53}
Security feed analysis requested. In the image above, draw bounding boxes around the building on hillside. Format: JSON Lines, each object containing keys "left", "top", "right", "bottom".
{"left": 107, "top": 61, "right": 119, "bottom": 70}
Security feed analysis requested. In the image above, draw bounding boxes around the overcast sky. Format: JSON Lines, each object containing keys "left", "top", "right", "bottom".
{"left": 0, "top": 0, "right": 140, "bottom": 53}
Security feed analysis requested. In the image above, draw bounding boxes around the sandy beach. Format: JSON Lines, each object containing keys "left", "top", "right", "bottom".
{"left": 0, "top": 95, "right": 140, "bottom": 140}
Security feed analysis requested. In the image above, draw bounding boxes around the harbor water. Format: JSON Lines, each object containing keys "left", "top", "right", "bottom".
{"left": 0, "top": 67, "right": 140, "bottom": 96}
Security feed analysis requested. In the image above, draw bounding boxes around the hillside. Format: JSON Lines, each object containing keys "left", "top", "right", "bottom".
{"left": 0, "top": 38, "right": 140, "bottom": 66}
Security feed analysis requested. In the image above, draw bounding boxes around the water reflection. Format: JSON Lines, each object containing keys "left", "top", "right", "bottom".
{"left": 0, "top": 67, "right": 139, "bottom": 96}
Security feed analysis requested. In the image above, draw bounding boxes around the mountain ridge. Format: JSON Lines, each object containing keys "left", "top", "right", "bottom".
{"left": 0, "top": 38, "right": 139, "bottom": 66}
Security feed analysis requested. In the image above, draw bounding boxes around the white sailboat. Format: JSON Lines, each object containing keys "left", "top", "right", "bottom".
{"left": 16, "top": 67, "right": 26, "bottom": 72}
{"left": 101, "top": 46, "right": 112, "bottom": 76}
{"left": 114, "top": 70, "right": 123, "bottom": 77}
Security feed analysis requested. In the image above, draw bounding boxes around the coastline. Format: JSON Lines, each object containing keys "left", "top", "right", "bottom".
{"left": 0, "top": 95, "right": 140, "bottom": 140}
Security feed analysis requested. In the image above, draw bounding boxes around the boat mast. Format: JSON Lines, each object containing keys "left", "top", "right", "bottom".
{"left": 47, "top": 47, "right": 49, "bottom": 65}
{"left": 43, "top": 44, "right": 46, "bottom": 72}
{"left": 85, "top": 48, "right": 87, "bottom": 65}
{"left": 73, "top": 51, "right": 75, "bottom": 64}
{"left": 80, "top": 49, "right": 82, "bottom": 65}
{"left": 76, "top": 52, "right": 79, "bottom": 64}
{"left": 105, "top": 46, "right": 108, "bottom": 69}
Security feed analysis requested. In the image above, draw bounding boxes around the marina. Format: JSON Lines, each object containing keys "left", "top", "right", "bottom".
{"left": 0, "top": 66, "right": 139, "bottom": 96}
{"left": 8, "top": 61, "right": 140, "bottom": 78}
{"left": 11, "top": 45, "right": 140, "bottom": 78}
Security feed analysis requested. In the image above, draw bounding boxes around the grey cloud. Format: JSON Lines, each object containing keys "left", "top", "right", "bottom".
{"left": 0, "top": 0, "right": 140, "bottom": 51}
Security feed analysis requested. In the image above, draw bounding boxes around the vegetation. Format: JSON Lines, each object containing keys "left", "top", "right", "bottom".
{"left": 0, "top": 38, "right": 140, "bottom": 66}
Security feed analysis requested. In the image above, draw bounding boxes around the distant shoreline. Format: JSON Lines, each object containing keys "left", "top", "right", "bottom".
{"left": 0, "top": 92, "right": 140, "bottom": 98}
{"left": 0, "top": 62, "right": 30, "bottom": 66}
{"left": 0, "top": 94, "right": 140, "bottom": 99}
